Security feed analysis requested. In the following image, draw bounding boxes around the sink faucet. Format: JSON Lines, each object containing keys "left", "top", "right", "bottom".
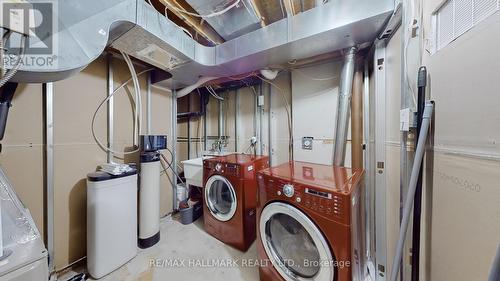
{"left": 211, "top": 138, "right": 228, "bottom": 154}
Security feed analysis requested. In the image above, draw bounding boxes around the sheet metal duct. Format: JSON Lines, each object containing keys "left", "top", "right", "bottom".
{"left": 333, "top": 47, "right": 357, "bottom": 166}
{"left": 9, "top": 0, "right": 393, "bottom": 88}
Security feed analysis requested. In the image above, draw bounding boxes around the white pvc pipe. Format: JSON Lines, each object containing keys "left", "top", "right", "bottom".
{"left": 489, "top": 244, "right": 500, "bottom": 281}
{"left": 389, "top": 102, "right": 434, "bottom": 281}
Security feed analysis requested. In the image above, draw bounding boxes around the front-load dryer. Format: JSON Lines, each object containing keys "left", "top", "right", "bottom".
{"left": 256, "top": 161, "right": 365, "bottom": 281}
{"left": 203, "top": 154, "right": 269, "bottom": 252}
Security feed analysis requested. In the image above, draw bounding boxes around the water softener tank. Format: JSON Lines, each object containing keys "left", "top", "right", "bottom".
{"left": 87, "top": 169, "right": 138, "bottom": 279}
{"left": 139, "top": 152, "right": 161, "bottom": 248}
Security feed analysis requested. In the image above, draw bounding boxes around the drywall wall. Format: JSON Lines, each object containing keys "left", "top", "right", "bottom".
{"left": 0, "top": 83, "right": 44, "bottom": 237}
{"left": 176, "top": 73, "right": 292, "bottom": 167}
{"left": 379, "top": 2, "right": 500, "bottom": 280}
{"left": 291, "top": 61, "right": 353, "bottom": 166}
{"left": 420, "top": 2, "right": 500, "bottom": 280}
{"left": 0, "top": 57, "right": 174, "bottom": 271}
{"left": 177, "top": 63, "right": 357, "bottom": 169}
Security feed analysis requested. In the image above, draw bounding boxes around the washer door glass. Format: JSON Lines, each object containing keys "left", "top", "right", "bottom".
{"left": 205, "top": 175, "right": 237, "bottom": 221}
{"left": 260, "top": 202, "right": 335, "bottom": 281}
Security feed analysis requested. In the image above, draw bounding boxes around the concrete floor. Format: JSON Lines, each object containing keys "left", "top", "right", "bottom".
{"left": 86, "top": 216, "right": 260, "bottom": 281}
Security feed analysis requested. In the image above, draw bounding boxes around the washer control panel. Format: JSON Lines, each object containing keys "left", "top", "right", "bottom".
{"left": 207, "top": 162, "right": 240, "bottom": 177}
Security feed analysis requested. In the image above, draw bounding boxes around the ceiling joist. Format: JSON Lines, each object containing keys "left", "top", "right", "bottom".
{"left": 156, "top": 0, "right": 225, "bottom": 45}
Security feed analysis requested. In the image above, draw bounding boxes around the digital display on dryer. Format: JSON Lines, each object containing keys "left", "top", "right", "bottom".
{"left": 305, "top": 188, "right": 332, "bottom": 199}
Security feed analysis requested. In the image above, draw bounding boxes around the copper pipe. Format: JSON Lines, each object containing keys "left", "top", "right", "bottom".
{"left": 351, "top": 59, "right": 363, "bottom": 169}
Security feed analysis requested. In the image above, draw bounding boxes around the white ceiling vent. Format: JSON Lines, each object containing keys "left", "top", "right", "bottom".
{"left": 434, "top": 0, "right": 499, "bottom": 51}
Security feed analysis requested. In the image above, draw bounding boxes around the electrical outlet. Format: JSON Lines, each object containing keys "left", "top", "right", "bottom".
{"left": 302, "top": 137, "right": 313, "bottom": 150}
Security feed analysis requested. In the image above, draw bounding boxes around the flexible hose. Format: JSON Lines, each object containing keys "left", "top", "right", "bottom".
{"left": 121, "top": 52, "right": 142, "bottom": 146}
{"left": 0, "top": 35, "right": 26, "bottom": 88}
{"left": 91, "top": 68, "right": 152, "bottom": 156}
{"left": 389, "top": 102, "right": 434, "bottom": 281}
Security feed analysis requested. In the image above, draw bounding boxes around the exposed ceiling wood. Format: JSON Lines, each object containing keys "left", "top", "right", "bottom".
{"left": 253, "top": 0, "right": 285, "bottom": 25}
{"left": 148, "top": 0, "right": 319, "bottom": 46}
{"left": 290, "top": 0, "right": 317, "bottom": 15}
{"left": 154, "top": 0, "right": 225, "bottom": 45}
{"left": 302, "top": 0, "right": 316, "bottom": 11}
{"left": 282, "top": 0, "right": 294, "bottom": 16}
{"left": 248, "top": 0, "right": 266, "bottom": 27}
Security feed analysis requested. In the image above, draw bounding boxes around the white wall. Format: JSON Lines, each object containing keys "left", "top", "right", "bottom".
{"left": 0, "top": 57, "right": 174, "bottom": 270}
{"left": 291, "top": 61, "right": 353, "bottom": 166}
{"left": 421, "top": 3, "right": 500, "bottom": 280}
{"left": 380, "top": 2, "right": 500, "bottom": 280}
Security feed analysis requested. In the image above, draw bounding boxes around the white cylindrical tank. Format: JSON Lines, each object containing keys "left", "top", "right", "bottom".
{"left": 87, "top": 170, "right": 138, "bottom": 279}
{"left": 139, "top": 153, "right": 161, "bottom": 248}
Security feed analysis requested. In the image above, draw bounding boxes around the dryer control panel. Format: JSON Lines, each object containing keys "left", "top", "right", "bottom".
{"left": 258, "top": 174, "right": 353, "bottom": 225}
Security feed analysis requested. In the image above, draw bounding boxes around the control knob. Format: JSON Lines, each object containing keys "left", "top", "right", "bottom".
{"left": 282, "top": 184, "right": 295, "bottom": 198}
{"left": 215, "top": 163, "right": 223, "bottom": 172}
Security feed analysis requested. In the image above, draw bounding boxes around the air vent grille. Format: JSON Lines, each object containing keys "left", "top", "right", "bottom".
{"left": 434, "top": 0, "right": 499, "bottom": 51}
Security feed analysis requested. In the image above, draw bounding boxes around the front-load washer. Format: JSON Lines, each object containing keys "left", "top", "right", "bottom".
{"left": 203, "top": 154, "right": 269, "bottom": 252}
{"left": 256, "top": 161, "right": 365, "bottom": 281}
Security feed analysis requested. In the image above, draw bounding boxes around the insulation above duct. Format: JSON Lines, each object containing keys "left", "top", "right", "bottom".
{"left": 9, "top": 0, "right": 394, "bottom": 88}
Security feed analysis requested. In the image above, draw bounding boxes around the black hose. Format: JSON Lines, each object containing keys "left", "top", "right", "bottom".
{"left": 67, "top": 273, "right": 87, "bottom": 281}
{"left": 0, "top": 82, "right": 18, "bottom": 140}
{"left": 411, "top": 66, "right": 427, "bottom": 281}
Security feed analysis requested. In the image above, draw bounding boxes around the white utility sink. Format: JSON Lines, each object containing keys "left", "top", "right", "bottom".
{"left": 181, "top": 157, "right": 212, "bottom": 188}
{"left": 182, "top": 152, "right": 236, "bottom": 187}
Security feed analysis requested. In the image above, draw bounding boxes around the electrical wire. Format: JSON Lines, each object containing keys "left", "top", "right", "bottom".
{"left": 158, "top": 155, "right": 178, "bottom": 216}
{"left": 206, "top": 85, "right": 224, "bottom": 100}
{"left": 226, "top": 71, "right": 258, "bottom": 81}
{"left": 163, "top": 0, "right": 242, "bottom": 19}
{"left": 160, "top": 150, "right": 185, "bottom": 185}
{"left": 91, "top": 68, "right": 152, "bottom": 156}
{"left": 159, "top": 153, "right": 174, "bottom": 179}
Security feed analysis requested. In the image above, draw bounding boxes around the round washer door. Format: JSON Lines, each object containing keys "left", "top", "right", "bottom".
{"left": 204, "top": 175, "right": 237, "bottom": 222}
{"left": 260, "top": 202, "right": 335, "bottom": 281}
